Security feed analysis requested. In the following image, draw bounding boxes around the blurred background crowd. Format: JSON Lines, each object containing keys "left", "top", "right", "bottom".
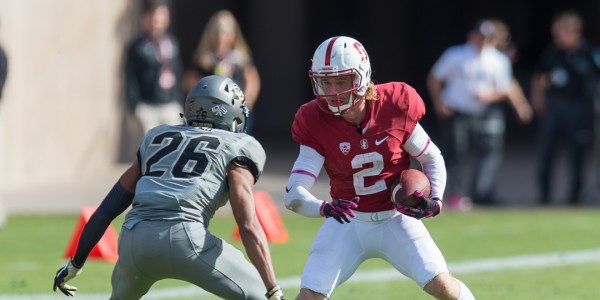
{"left": 0, "top": 0, "right": 599, "bottom": 226}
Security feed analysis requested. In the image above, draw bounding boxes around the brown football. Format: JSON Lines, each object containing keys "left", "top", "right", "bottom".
{"left": 391, "top": 169, "right": 431, "bottom": 207}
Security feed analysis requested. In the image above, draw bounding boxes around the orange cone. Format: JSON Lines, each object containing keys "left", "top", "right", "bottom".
{"left": 232, "top": 190, "right": 289, "bottom": 244}
{"left": 63, "top": 206, "right": 119, "bottom": 263}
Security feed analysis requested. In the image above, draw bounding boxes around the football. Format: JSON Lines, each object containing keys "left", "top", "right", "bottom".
{"left": 391, "top": 169, "right": 431, "bottom": 207}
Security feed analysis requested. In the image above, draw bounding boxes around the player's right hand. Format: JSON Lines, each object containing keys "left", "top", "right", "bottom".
{"left": 53, "top": 259, "right": 82, "bottom": 297}
{"left": 320, "top": 197, "right": 359, "bottom": 224}
{"left": 265, "top": 284, "right": 285, "bottom": 300}
{"left": 395, "top": 191, "right": 441, "bottom": 220}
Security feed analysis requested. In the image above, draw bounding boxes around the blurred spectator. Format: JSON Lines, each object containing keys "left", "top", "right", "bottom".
{"left": 125, "top": 0, "right": 184, "bottom": 133}
{"left": 184, "top": 10, "right": 261, "bottom": 134}
{"left": 0, "top": 42, "right": 6, "bottom": 229}
{"left": 427, "top": 19, "right": 513, "bottom": 207}
{"left": 491, "top": 19, "right": 533, "bottom": 125}
{"left": 0, "top": 44, "right": 6, "bottom": 99}
{"left": 530, "top": 10, "right": 600, "bottom": 205}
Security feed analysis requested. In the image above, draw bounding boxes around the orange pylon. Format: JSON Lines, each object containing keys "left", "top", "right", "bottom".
{"left": 63, "top": 206, "right": 119, "bottom": 263}
{"left": 232, "top": 190, "right": 289, "bottom": 244}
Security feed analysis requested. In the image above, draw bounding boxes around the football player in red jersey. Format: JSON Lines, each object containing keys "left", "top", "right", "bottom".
{"left": 284, "top": 36, "right": 475, "bottom": 300}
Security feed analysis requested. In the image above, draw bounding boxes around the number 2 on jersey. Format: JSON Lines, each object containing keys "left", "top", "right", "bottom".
{"left": 351, "top": 152, "right": 387, "bottom": 195}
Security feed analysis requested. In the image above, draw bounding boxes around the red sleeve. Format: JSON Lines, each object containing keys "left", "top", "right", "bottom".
{"left": 291, "top": 103, "right": 324, "bottom": 155}
{"left": 402, "top": 84, "right": 426, "bottom": 136}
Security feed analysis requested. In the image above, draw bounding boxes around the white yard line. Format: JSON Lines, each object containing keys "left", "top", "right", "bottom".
{"left": 4, "top": 248, "right": 600, "bottom": 300}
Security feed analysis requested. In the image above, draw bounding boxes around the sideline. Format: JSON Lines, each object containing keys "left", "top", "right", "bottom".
{"left": 3, "top": 248, "right": 600, "bottom": 300}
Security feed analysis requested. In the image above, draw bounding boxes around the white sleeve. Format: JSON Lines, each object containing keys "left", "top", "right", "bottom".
{"left": 401, "top": 123, "right": 447, "bottom": 200}
{"left": 496, "top": 53, "right": 513, "bottom": 94}
{"left": 283, "top": 145, "right": 326, "bottom": 217}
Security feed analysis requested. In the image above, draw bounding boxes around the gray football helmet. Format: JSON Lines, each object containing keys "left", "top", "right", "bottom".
{"left": 183, "top": 75, "right": 248, "bottom": 133}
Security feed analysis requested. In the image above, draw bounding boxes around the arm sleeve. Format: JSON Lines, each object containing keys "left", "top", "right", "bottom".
{"left": 71, "top": 181, "right": 134, "bottom": 268}
{"left": 283, "top": 145, "right": 326, "bottom": 217}
{"left": 402, "top": 123, "right": 447, "bottom": 200}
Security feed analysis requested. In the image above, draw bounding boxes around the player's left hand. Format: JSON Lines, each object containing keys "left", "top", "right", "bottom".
{"left": 395, "top": 191, "right": 441, "bottom": 220}
{"left": 265, "top": 284, "right": 285, "bottom": 300}
{"left": 320, "top": 197, "right": 359, "bottom": 224}
{"left": 53, "top": 259, "right": 82, "bottom": 296}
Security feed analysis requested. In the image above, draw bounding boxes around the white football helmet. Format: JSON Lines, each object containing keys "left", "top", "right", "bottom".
{"left": 309, "top": 36, "right": 371, "bottom": 115}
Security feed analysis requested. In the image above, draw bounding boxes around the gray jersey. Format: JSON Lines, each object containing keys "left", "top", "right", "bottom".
{"left": 123, "top": 124, "right": 266, "bottom": 229}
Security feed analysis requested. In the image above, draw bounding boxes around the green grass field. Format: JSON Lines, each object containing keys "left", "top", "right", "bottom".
{"left": 1, "top": 208, "right": 599, "bottom": 299}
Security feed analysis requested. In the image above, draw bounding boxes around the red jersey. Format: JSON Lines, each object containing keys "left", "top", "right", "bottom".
{"left": 292, "top": 82, "right": 426, "bottom": 212}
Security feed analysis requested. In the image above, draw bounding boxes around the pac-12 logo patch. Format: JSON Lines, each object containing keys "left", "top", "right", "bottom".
{"left": 339, "top": 142, "right": 351, "bottom": 155}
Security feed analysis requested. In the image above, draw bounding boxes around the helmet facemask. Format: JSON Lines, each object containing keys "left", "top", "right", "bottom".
{"left": 310, "top": 71, "right": 363, "bottom": 115}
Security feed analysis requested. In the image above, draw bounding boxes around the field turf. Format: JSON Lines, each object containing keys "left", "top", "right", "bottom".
{"left": 0, "top": 208, "right": 598, "bottom": 299}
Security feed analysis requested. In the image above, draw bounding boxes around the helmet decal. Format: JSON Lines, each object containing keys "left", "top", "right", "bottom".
{"left": 211, "top": 105, "right": 228, "bottom": 117}
{"left": 352, "top": 42, "right": 368, "bottom": 63}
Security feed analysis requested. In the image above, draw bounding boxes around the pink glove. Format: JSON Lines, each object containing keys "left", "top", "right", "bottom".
{"left": 395, "top": 191, "right": 441, "bottom": 219}
{"left": 320, "top": 197, "right": 359, "bottom": 224}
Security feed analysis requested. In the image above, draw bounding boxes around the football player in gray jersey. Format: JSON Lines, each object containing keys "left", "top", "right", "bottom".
{"left": 53, "top": 75, "right": 285, "bottom": 300}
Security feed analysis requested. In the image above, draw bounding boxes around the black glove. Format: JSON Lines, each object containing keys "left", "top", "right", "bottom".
{"left": 53, "top": 259, "right": 82, "bottom": 296}
{"left": 395, "top": 191, "right": 441, "bottom": 219}
{"left": 320, "top": 197, "right": 359, "bottom": 224}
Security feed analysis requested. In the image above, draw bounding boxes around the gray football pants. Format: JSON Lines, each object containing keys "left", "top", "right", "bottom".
{"left": 110, "top": 220, "right": 266, "bottom": 300}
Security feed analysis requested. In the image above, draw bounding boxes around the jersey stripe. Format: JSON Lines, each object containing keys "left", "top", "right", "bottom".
{"left": 415, "top": 138, "right": 431, "bottom": 157}
{"left": 291, "top": 169, "right": 317, "bottom": 180}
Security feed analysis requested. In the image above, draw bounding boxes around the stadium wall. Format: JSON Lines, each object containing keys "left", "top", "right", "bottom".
{"left": 0, "top": 1, "right": 141, "bottom": 189}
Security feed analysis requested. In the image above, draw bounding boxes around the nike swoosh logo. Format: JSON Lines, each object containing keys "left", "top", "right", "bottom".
{"left": 375, "top": 136, "right": 389, "bottom": 146}
{"left": 285, "top": 186, "right": 291, "bottom": 193}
